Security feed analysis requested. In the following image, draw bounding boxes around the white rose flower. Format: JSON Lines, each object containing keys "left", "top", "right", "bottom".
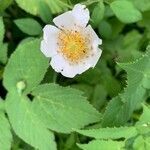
{"left": 41, "top": 4, "right": 102, "bottom": 78}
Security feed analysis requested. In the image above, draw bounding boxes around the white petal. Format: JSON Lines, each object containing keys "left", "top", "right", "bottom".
{"left": 53, "top": 11, "right": 76, "bottom": 29}
{"left": 84, "top": 26, "right": 102, "bottom": 67}
{"left": 50, "top": 54, "right": 91, "bottom": 78}
{"left": 85, "top": 25, "right": 102, "bottom": 46}
{"left": 72, "top": 4, "right": 90, "bottom": 27}
{"left": 40, "top": 40, "right": 52, "bottom": 57}
{"left": 53, "top": 4, "right": 90, "bottom": 29}
{"left": 62, "top": 62, "right": 91, "bottom": 78}
{"left": 43, "top": 25, "right": 59, "bottom": 41}
{"left": 50, "top": 55, "right": 76, "bottom": 77}
{"left": 50, "top": 55, "right": 65, "bottom": 73}
{"left": 41, "top": 25, "right": 60, "bottom": 57}
{"left": 86, "top": 48, "right": 102, "bottom": 67}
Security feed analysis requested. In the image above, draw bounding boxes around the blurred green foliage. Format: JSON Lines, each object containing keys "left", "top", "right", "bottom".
{"left": 0, "top": 0, "right": 150, "bottom": 150}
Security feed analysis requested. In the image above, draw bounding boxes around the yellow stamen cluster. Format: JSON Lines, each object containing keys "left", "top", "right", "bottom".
{"left": 57, "top": 30, "right": 90, "bottom": 64}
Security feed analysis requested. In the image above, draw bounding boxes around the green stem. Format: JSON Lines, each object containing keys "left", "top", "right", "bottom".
{"left": 53, "top": 72, "right": 58, "bottom": 83}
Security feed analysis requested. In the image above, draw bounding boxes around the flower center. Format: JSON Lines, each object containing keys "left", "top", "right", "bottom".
{"left": 58, "top": 30, "right": 89, "bottom": 64}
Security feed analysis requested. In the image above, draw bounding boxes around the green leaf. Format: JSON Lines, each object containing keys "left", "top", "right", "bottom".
{"left": 119, "top": 49, "right": 150, "bottom": 90}
{"left": 6, "top": 92, "right": 56, "bottom": 150}
{"left": 137, "top": 105, "right": 150, "bottom": 125}
{"left": 0, "top": 43, "right": 8, "bottom": 64}
{"left": 19, "top": 37, "right": 36, "bottom": 45}
{"left": 99, "top": 60, "right": 122, "bottom": 97}
{"left": 71, "top": 83, "right": 93, "bottom": 100}
{"left": 77, "top": 140, "right": 125, "bottom": 150}
{"left": 91, "top": 84, "right": 107, "bottom": 110}
{"left": 104, "top": 5, "right": 114, "bottom": 18}
{"left": 3, "top": 39, "right": 49, "bottom": 94}
{"left": 46, "top": 0, "right": 69, "bottom": 14}
{"left": 102, "top": 87, "right": 145, "bottom": 127}
{"left": 0, "top": 0, "right": 13, "bottom": 13}
{"left": 110, "top": 0, "right": 142, "bottom": 23}
{"left": 0, "top": 111, "right": 12, "bottom": 150}
{"left": 14, "top": 18, "right": 42, "bottom": 36}
{"left": 123, "top": 30, "right": 142, "bottom": 50}
{"left": 133, "top": 135, "right": 150, "bottom": 150}
{"left": 76, "top": 68, "right": 101, "bottom": 85}
{"left": 76, "top": 60, "right": 121, "bottom": 97}
{"left": 38, "top": 2, "right": 52, "bottom": 23}
{"left": 145, "top": 137, "right": 150, "bottom": 150}
{"left": 15, "top": 0, "right": 40, "bottom": 15}
{"left": 133, "top": 135, "right": 145, "bottom": 150}
{"left": 0, "top": 99, "right": 5, "bottom": 111}
{"left": 109, "top": 18, "right": 124, "bottom": 38}
{"left": 32, "top": 84, "right": 101, "bottom": 133}
{"left": 0, "top": 17, "right": 4, "bottom": 43}
{"left": 15, "top": 0, "right": 69, "bottom": 15}
{"left": 102, "top": 49, "right": 150, "bottom": 127}
{"left": 138, "top": 11, "right": 150, "bottom": 30}
{"left": 98, "top": 20, "right": 112, "bottom": 39}
{"left": 76, "top": 126, "right": 137, "bottom": 139}
{"left": 102, "top": 96, "right": 125, "bottom": 126}
{"left": 118, "top": 30, "right": 142, "bottom": 62}
{"left": 0, "top": 18, "right": 8, "bottom": 64}
{"left": 131, "top": 0, "right": 150, "bottom": 12}
{"left": 91, "top": 1, "right": 105, "bottom": 28}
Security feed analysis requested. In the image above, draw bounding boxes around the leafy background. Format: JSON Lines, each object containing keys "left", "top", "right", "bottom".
{"left": 0, "top": 0, "right": 150, "bottom": 150}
